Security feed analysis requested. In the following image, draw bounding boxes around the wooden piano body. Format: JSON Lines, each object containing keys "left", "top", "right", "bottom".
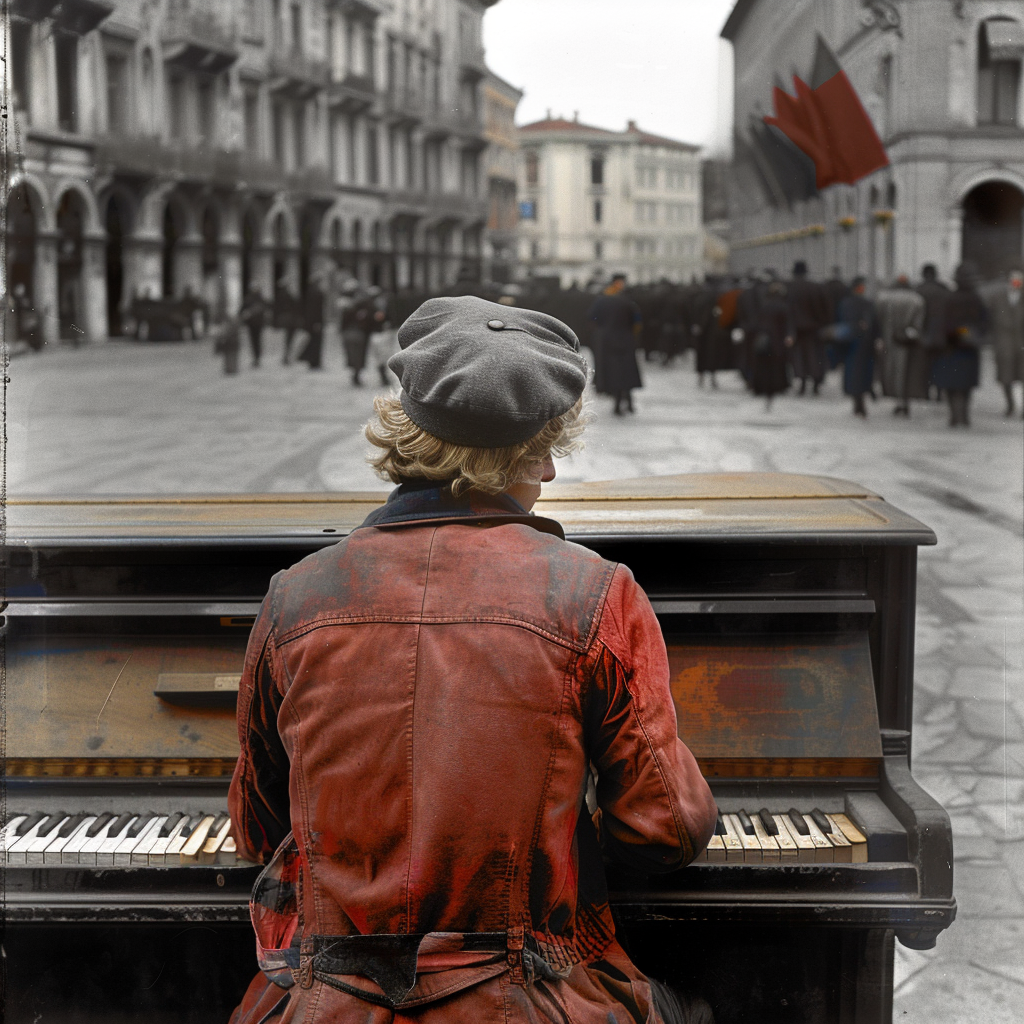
{"left": 2, "top": 474, "right": 955, "bottom": 1023}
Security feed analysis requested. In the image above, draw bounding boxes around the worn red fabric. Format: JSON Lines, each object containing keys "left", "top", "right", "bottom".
{"left": 228, "top": 503, "right": 717, "bottom": 1023}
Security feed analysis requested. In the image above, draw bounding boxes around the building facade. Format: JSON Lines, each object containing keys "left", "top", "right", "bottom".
{"left": 481, "top": 69, "right": 521, "bottom": 283}
{"left": 516, "top": 117, "right": 703, "bottom": 288}
{"left": 722, "top": 0, "right": 1024, "bottom": 283}
{"left": 3, "top": 0, "right": 500, "bottom": 344}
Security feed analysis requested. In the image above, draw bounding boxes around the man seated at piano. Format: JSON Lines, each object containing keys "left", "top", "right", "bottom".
{"left": 227, "top": 296, "right": 718, "bottom": 1024}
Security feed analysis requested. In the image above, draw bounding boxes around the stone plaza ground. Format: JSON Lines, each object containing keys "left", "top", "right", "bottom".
{"left": 6, "top": 330, "right": 1024, "bottom": 1022}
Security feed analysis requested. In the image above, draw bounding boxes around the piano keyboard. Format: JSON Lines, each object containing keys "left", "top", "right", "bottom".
{"left": 703, "top": 809, "right": 868, "bottom": 864}
{"left": 0, "top": 811, "right": 248, "bottom": 867}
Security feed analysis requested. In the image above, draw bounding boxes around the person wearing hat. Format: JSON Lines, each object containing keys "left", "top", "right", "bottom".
{"left": 785, "top": 260, "right": 830, "bottom": 395}
{"left": 228, "top": 295, "right": 717, "bottom": 1024}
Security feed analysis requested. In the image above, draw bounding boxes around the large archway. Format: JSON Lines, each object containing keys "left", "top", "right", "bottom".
{"left": 962, "top": 180, "right": 1024, "bottom": 277}
{"left": 56, "top": 190, "right": 86, "bottom": 340}
{"left": 6, "top": 184, "right": 38, "bottom": 300}
{"left": 241, "top": 207, "right": 261, "bottom": 296}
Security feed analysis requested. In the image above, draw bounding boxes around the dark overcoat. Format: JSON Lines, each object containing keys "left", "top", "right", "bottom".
{"left": 837, "top": 294, "right": 880, "bottom": 397}
{"left": 588, "top": 293, "right": 643, "bottom": 393}
{"left": 988, "top": 289, "right": 1024, "bottom": 385}
{"left": 751, "top": 291, "right": 790, "bottom": 397}
{"left": 930, "top": 286, "right": 986, "bottom": 391}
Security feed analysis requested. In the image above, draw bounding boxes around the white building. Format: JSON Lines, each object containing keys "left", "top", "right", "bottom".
{"left": 722, "top": 0, "right": 1024, "bottom": 283}
{"left": 516, "top": 116, "right": 703, "bottom": 287}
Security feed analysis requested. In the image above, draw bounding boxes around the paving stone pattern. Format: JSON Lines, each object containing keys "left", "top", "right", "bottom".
{"left": 6, "top": 333, "right": 1024, "bottom": 1023}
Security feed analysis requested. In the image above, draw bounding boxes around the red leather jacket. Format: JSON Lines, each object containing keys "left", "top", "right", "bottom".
{"left": 229, "top": 485, "right": 716, "bottom": 1024}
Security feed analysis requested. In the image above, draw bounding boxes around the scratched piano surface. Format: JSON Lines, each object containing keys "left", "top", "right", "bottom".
{"left": 2, "top": 474, "right": 956, "bottom": 1024}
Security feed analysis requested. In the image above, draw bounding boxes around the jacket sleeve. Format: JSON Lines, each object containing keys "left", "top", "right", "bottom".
{"left": 584, "top": 565, "right": 717, "bottom": 872}
{"left": 228, "top": 578, "right": 292, "bottom": 864}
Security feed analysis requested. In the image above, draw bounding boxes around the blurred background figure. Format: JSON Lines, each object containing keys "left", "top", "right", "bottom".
{"left": 988, "top": 268, "right": 1024, "bottom": 418}
{"left": 589, "top": 273, "right": 643, "bottom": 415}
{"left": 366, "top": 289, "right": 399, "bottom": 387}
{"left": 933, "top": 263, "right": 988, "bottom": 427}
{"left": 750, "top": 280, "right": 791, "bottom": 410}
{"left": 274, "top": 279, "right": 301, "bottom": 366}
{"left": 836, "top": 276, "right": 881, "bottom": 418}
{"left": 786, "top": 261, "right": 830, "bottom": 395}
{"left": 876, "top": 275, "right": 927, "bottom": 417}
{"left": 239, "top": 286, "right": 269, "bottom": 369}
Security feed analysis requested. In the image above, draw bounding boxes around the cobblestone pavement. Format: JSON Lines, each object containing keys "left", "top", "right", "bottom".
{"left": 7, "top": 332, "right": 1024, "bottom": 1022}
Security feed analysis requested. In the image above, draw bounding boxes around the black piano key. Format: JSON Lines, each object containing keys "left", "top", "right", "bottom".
{"left": 159, "top": 813, "right": 186, "bottom": 838}
{"left": 57, "top": 813, "right": 89, "bottom": 839}
{"left": 14, "top": 812, "right": 45, "bottom": 837}
{"left": 758, "top": 809, "right": 779, "bottom": 835}
{"left": 126, "top": 814, "right": 156, "bottom": 839}
{"left": 181, "top": 814, "right": 204, "bottom": 837}
{"left": 787, "top": 808, "right": 810, "bottom": 836}
{"left": 737, "top": 810, "right": 755, "bottom": 836}
{"left": 714, "top": 813, "right": 727, "bottom": 836}
{"left": 85, "top": 813, "right": 115, "bottom": 838}
{"left": 811, "top": 809, "right": 834, "bottom": 835}
{"left": 209, "top": 814, "right": 229, "bottom": 834}
{"left": 36, "top": 813, "right": 67, "bottom": 836}
{"left": 106, "top": 813, "right": 134, "bottom": 837}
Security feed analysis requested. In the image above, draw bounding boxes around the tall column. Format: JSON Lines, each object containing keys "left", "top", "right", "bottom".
{"left": 126, "top": 233, "right": 163, "bottom": 301}
{"left": 34, "top": 231, "right": 60, "bottom": 346}
{"left": 176, "top": 235, "right": 204, "bottom": 300}
{"left": 254, "top": 245, "right": 275, "bottom": 301}
{"left": 82, "top": 231, "right": 108, "bottom": 341}
{"left": 222, "top": 242, "right": 243, "bottom": 316}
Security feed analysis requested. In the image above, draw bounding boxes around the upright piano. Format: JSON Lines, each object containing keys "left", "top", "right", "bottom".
{"left": 2, "top": 474, "right": 955, "bottom": 1023}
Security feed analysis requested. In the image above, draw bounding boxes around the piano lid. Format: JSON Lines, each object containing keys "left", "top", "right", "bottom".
{"left": 4, "top": 473, "right": 936, "bottom": 546}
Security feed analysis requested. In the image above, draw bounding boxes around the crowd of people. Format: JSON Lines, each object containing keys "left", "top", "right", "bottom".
{"left": 518, "top": 261, "right": 1022, "bottom": 428}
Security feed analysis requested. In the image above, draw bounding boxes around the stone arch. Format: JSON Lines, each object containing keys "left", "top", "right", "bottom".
{"left": 262, "top": 197, "right": 297, "bottom": 248}
{"left": 962, "top": 178, "right": 1024, "bottom": 276}
{"left": 51, "top": 179, "right": 102, "bottom": 236}
{"left": 947, "top": 166, "right": 1024, "bottom": 211}
{"left": 7, "top": 172, "right": 52, "bottom": 230}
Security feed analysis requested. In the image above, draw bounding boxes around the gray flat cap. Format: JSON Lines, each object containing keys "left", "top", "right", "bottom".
{"left": 389, "top": 296, "right": 588, "bottom": 448}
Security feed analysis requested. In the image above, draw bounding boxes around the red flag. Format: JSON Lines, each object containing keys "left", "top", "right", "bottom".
{"left": 765, "top": 35, "right": 888, "bottom": 188}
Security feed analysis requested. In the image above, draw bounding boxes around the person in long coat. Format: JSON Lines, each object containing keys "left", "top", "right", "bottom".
{"left": 298, "top": 275, "right": 326, "bottom": 370}
{"left": 227, "top": 295, "right": 717, "bottom": 1024}
{"left": 916, "top": 264, "right": 950, "bottom": 394}
{"left": 875, "top": 277, "right": 927, "bottom": 416}
{"left": 588, "top": 275, "right": 643, "bottom": 414}
{"left": 750, "top": 280, "right": 791, "bottom": 407}
{"left": 987, "top": 268, "right": 1024, "bottom": 417}
{"left": 785, "top": 261, "right": 831, "bottom": 394}
{"left": 240, "top": 286, "right": 269, "bottom": 368}
{"left": 836, "top": 277, "right": 881, "bottom": 417}
{"left": 931, "top": 263, "right": 987, "bottom": 427}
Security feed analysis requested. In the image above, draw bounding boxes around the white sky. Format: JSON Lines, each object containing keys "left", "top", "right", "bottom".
{"left": 482, "top": 0, "right": 738, "bottom": 154}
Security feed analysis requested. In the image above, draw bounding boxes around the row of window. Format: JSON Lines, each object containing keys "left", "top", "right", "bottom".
{"left": 522, "top": 236, "right": 698, "bottom": 261}
{"left": 635, "top": 202, "right": 696, "bottom": 225}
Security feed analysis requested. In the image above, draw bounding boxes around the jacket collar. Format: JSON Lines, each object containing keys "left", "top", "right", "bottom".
{"left": 357, "top": 479, "right": 565, "bottom": 540}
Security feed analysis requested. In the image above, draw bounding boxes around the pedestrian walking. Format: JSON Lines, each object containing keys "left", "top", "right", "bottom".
{"left": 987, "top": 268, "right": 1024, "bottom": 417}
{"left": 932, "top": 263, "right": 987, "bottom": 427}
{"left": 275, "top": 280, "right": 301, "bottom": 365}
{"left": 239, "top": 285, "right": 269, "bottom": 368}
{"left": 366, "top": 289, "right": 400, "bottom": 387}
{"left": 916, "top": 264, "right": 950, "bottom": 400}
{"left": 228, "top": 293, "right": 716, "bottom": 1024}
{"left": 341, "top": 283, "right": 374, "bottom": 386}
{"left": 691, "top": 279, "right": 725, "bottom": 388}
{"left": 588, "top": 274, "right": 643, "bottom": 415}
{"left": 836, "top": 277, "right": 881, "bottom": 417}
{"left": 875, "top": 276, "right": 926, "bottom": 416}
{"left": 214, "top": 314, "right": 242, "bottom": 375}
{"left": 786, "top": 261, "right": 831, "bottom": 394}
{"left": 751, "top": 280, "right": 791, "bottom": 409}
{"left": 822, "top": 267, "right": 849, "bottom": 323}
{"left": 298, "top": 274, "right": 326, "bottom": 370}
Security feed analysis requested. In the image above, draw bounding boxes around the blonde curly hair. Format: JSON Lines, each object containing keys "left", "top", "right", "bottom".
{"left": 365, "top": 394, "right": 588, "bottom": 497}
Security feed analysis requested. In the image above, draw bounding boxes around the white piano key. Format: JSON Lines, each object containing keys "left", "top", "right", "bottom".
{"left": 777, "top": 815, "right": 816, "bottom": 863}
{"left": 77, "top": 814, "right": 127, "bottom": 866}
{"left": 802, "top": 815, "right": 834, "bottom": 863}
{"left": 815, "top": 813, "right": 853, "bottom": 863}
{"left": 179, "top": 815, "right": 217, "bottom": 864}
{"left": 830, "top": 813, "right": 868, "bottom": 863}
{"left": 720, "top": 815, "right": 745, "bottom": 863}
{"left": 61, "top": 816, "right": 103, "bottom": 864}
{"left": 704, "top": 834, "right": 727, "bottom": 863}
{"left": 95, "top": 816, "right": 141, "bottom": 865}
{"left": 725, "top": 813, "right": 761, "bottom": 863}
{"left": 160, "top": 815, "right": 203, "bottom": 864}
{"left": 749, "top": 811, "right": 781, "bottom": 861}
{"left": 24, "top": 814, "right": 72, "bottom": 865}
{"left": 146, "top": 813, "right": 189, "bottom": 865}
{"left": 114, "top": 815, "right": 163, "bottom": 865}
{"left": 7, "top": 814, "right": 66, "bottom": 865}
{"left": 216, "top": 835, "right": 238, "bottom": 865}
{"left": 770, "top": 815, "right": 799, "bottom": 860}
{"left": 0, "top": 815, "right": 29, "bottom": 855}
{"left": 46, "top": 816, "right": 96, "bottom": 864}
{"left": 131, "top": 816, "right": 169, "bottom": 864}
{"left": 198, "top": 817, "right": 232, "bottom": 864}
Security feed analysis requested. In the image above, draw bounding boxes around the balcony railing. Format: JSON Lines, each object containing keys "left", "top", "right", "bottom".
{"left": 163, "top": 5, "right": 238, "bottom": 74}
{"left": 268, "top": 51, "right": 329, "bottom": 98}
{"left": 328, "top": 71, "right": 377, "bottom": 110}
